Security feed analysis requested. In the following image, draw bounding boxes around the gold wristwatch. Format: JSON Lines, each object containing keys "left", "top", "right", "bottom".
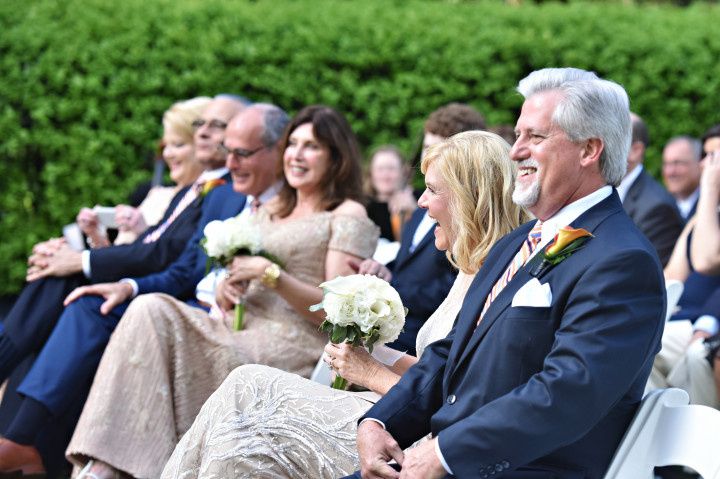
{"left": 261, "top": 263, "right": 281, "bottom": 288}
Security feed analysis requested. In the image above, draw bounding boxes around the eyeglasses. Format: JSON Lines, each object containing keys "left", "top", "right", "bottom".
{"left": 192, "top": 119, "right": 228, "bottom": 131}
{"left": 218, "top": 143, "right": 267, "bottom": 160}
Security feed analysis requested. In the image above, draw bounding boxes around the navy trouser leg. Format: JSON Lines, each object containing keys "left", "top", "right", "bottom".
{"left": 0, "top": 354, "right": 78, "bottom": 478}
{"left": 17, "top": 295, "right": 129, "bottom": 415}
{"left": 0, "top": 275, "right": 86, "bottom": 381}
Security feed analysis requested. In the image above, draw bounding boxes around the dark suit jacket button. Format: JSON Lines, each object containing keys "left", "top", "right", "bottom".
{"left": 447, "top": 394, "right": 456, "bottom": 404}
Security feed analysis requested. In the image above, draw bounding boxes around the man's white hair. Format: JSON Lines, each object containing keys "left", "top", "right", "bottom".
{"left": 517, "top": 68, "right": 631, "bottom": 187}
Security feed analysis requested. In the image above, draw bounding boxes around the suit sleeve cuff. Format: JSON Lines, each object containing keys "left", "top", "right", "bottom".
{"left": 359, "top": 418, "right": 386, "bottom": 429}
{"left": 81, "top": 250, "right": 91, "bottom": 278}
{"left": 435, "top": 435, "right": 453, "bottom": 475}
{"left": 120, "top": 279, "right": 139, "bottom": 298}
{"left": 694, "top": 315, "right": 719, "bottom": 335}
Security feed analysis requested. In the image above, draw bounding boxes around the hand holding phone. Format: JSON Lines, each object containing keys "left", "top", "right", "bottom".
{"left": 93, "top": 206, "right": 118, "bottom": 228}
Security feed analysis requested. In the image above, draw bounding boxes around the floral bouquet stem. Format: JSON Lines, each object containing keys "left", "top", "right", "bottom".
{"left": 332, "top": 374, "right": 348, "bottom": 390}
{"left": 234, "top": 298, "right": 245, "bottom": 331}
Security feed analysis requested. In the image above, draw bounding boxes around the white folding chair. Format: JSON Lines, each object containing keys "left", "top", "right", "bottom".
{"left": 665, "top": 279, "right": 684, "bottom": 322}
{"left": 604, "top": 388, "right": 720, "bottom": 479}
{"left": 310, "top": 357, "right": 332, "bottom": 385}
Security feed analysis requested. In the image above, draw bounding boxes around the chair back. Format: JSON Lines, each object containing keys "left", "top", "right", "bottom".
{"left": 604, "top": 388, "right": 720, "bottom": 479}
{"left": 310, "top": 357, "right": 332, "bottom": 385}
{"left": 665, "top": 279, "right": 684, "bottom": 322}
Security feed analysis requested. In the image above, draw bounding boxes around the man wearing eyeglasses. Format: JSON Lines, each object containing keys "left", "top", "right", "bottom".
{"left": 0, "top": 97, "right": 267, "bottom": 475}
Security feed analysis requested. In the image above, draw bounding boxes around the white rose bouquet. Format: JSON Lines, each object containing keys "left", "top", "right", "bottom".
{"left": 201, "top": 215, "right": 281, "bottom": 330}
{"left": 310, "top": 274, "right": 407, "bottom": 389}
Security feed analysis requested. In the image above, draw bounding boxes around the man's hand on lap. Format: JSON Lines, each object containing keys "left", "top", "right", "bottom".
{"left": 64, "top": 282, "right": 134, "bottom": 314}
{"left": 357, "top": 420, "right": 403, "bottom": 479}
{"left": 398, "top": 438, "right": 445, "bottom": 479}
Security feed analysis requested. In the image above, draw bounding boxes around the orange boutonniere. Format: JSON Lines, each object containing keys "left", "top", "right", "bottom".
{"left": 543, "top": 226, "right": 593, "bottom": 264}
{"left": 528, "top": 226, "right": 593, "bottom": 278}
{"left": 200, "top": 178, "right": 226, "bottom": 197}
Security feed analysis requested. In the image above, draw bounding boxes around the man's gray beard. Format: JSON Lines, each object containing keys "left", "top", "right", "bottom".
{"left": 512, "top": 179, "right": 540, "bottom": 207}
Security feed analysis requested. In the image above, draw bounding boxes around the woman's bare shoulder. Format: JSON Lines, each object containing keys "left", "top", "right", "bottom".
{"left": 331, "top": 199, "right": 367, "bottom": 218}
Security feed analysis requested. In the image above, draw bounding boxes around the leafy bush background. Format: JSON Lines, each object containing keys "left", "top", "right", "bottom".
{"left": 1, "top": 0, "right": 719, "bottom": 295}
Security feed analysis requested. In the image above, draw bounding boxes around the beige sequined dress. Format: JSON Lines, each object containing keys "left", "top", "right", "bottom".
{"left": 65, "top": 211, "right": 379, "bottom": 479}
{"left": 161, "top": 272, "right": 474, "bottom": 479}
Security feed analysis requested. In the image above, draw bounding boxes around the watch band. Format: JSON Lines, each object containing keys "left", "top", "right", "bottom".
{"left": 261, "top": 263, "right": 281, "bottom": 288}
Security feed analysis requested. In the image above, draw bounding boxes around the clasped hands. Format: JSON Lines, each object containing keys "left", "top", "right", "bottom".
{"left": 215, "top": 256, "right": 273, "bottom": 312}
{"left": 356, "top": 421, "right": 445, "bottom": 479}
{"left": 26, "top": 238, "right": 82, "bottom": 282}
{"left": 387, "top": 187, "right": 417, "bottom": 218}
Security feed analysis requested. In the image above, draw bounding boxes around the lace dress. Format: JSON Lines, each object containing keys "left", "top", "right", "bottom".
{"left": 161, "top": 272, "right": 475, "bottom": 479}
{"left": 65, "top": 211, "right": 379, "bottom": 479}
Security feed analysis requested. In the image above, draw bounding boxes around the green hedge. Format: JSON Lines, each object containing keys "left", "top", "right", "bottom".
{"left": 1, "top": 0, "right": 719, "bottom": 295}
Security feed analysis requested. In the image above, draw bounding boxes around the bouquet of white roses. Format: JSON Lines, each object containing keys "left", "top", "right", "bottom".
{"left": 201, "top": 215, "right": 280, "bottom": 330}
{"left": 310, "top": 274, "right": 406, "bottom": 389}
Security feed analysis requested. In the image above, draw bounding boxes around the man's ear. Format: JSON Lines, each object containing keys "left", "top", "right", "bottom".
{"left": 579, "top": 138, "right": 604, "bottom": 168}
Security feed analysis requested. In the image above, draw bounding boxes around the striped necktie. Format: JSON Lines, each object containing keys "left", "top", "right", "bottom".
{"left": 478, "top": 222, "right": 543, "bottom": 324}
{"left": 142, "top": 181, "right": 202, "bottom": 244}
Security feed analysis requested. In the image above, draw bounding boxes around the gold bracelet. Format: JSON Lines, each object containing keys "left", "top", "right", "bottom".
{"left": 261, "top": 263, "right": 281, "bottom": 289}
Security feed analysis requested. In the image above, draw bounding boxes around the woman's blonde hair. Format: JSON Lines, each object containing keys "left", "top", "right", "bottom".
{"left": 163, "top": 96, "right": 212, "bottom": 142}
{"left": 421, "top": 130, "right": 529, "bottom": 273}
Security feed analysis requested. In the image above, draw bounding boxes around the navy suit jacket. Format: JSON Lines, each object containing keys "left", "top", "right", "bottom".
{"left": 622, "top": 170, "right": 683, "bottom": 267}
{"left": 132, "top": 183, "right": 246, "bottom": 300}
{"left": 364, "top": 192, "right": 665, "bottom": 478}
{"left": 386, "top": 208, "right": 456, "bottom": 355}
{"left": 87, "top": 186, "right": 194, "bottom": 282}
{"left": 87, "top": 173, "right": 232, "bottom": 283}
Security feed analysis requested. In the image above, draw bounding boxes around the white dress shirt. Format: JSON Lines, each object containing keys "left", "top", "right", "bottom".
{"left": 676, "top": 188, "right": 699, "bottom": 219}
{"left": 616, "top": 164, "right": 642, "bottom": 204}
{"left": 409, "top": 211, "right": 435, "bottom": 253}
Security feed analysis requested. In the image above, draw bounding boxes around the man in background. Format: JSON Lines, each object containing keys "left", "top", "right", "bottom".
{"left": 662, "top": 136, "right": 702, "bottom": 221}
{"left": 618, "top": 113, "right": 683, "bottom": 266}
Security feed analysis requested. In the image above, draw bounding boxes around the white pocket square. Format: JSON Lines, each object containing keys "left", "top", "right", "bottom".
{"left": 511, "top": 278, "right": 552, "bottom": 307}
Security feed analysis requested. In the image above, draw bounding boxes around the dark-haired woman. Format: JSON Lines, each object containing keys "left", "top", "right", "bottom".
{"left": 66, "top": 106, "right": 379, "bottom": 479}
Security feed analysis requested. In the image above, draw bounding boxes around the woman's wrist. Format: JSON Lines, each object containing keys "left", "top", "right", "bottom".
{"left": 87, "top": 232, "right": 110, "bottom": 249}
{"left": 361, "top": 357, "right": 390, "bottom": 393}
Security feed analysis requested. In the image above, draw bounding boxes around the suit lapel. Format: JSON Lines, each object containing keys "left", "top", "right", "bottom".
{"left": 398, "top": 230, "right": 434, "bottom": 268}
{"left": 394, "top": 210, "right": 427, "bottom": 270}
{"left": 622, "top": 171, "right": 644, "bottom": 216}
{"left": 448, "top": 191, "right": 625, "bottom": 380}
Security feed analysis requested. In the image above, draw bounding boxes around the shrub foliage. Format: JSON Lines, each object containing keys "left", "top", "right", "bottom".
{"left": 1, "top": 0, "right": 719, "bottom": 294}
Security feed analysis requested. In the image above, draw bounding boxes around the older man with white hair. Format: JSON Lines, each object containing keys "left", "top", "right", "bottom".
{"left": 352, "top": 68, "right": 665, "bottom": 479}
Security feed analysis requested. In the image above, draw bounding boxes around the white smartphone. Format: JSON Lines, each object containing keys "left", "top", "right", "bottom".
{"left": 93, "top": 206, "right": 117, "bottom": 228}
{"left": 62, "top": 223, "right": 86, "bottom": 251}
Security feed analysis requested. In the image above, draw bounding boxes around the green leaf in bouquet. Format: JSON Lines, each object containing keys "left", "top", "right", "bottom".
{"left": 331, "top": 324, "right": 347, "bottom": 343}
{"left": 259, "top": 251, "right": 284, "bottom": 269}
{"left": 318, "top": 319, "right": 333, "bottom": 333}
{"left": 365, "top": 327, "right": 381, "bottom": 353}
{"left": 346, "top": 327, "right": 357, "bottom": 343}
